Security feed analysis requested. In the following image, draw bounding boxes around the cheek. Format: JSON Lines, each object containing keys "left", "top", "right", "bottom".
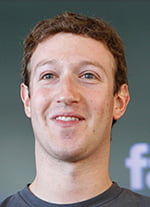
{"left": 90, "top": 93, "right": 114, "bottom": 121}
{"left": 30, "top": 87, "right": 51, "bottom": 114}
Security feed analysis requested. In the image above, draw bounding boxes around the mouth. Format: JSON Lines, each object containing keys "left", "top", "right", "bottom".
{"left": 52, "top": 113, "right": 85, "bottom": 123}
{"left": 55, "top": 116, "right": 80, "bottom": 121}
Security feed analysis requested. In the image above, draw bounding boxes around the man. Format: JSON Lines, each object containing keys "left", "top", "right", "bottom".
{"left": 1, "top": 12, "right": 150, "bottom": 206}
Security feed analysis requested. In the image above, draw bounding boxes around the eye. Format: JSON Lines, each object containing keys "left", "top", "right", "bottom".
{"left": 81, "top": 73, "right": 96, "bottom": 79}
{"left": 79, "top": 70, "right": 102, "bottom": 84}
{"left": 80, "top": 72, "right": 99, "bottom": 80}
{"left": 42, "top": 73, "right": 56, "bottom": 80}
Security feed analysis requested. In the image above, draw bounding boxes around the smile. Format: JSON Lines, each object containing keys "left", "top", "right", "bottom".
{"left": 55, "top": 116, "right": 80, "bottom": 121}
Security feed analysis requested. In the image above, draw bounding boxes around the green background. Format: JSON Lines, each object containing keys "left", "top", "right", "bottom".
{"left": 0, "top": 0, "right": 150, "bottom": 200}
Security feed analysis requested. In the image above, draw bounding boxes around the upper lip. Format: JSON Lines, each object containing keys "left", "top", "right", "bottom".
{"left": 51, "top": 112, "right": 85, "bottom": 120}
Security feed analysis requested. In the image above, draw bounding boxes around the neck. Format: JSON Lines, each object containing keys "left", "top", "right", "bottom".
{"left": 30, "top": 142, "right": 112, "bottom": 204}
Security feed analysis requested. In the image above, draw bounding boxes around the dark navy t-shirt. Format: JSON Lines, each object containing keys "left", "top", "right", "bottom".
{"left": 1, "top": 182, "right": 150, "bottom": 207}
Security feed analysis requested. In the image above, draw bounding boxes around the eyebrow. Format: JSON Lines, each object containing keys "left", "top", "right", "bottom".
{"left": 34, "top": 59, "right": 57, "bottom": 71}
{"left": 78, "top": 60, "right": 105, "bottom": 71}
{"left": 34, "top": 59, "right": 107, "bottom": 74}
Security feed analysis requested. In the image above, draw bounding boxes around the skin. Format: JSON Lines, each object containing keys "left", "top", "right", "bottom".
{"left": 21, "top": 33, "right": 130, "bottom": 204}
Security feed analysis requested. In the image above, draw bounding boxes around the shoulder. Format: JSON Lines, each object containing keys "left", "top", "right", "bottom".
{"left": 0, "top": 195, "right": 18, "bottom": 207}
{"left": 119, "top": 186, "right": 150, "bottom": 206}
{"left": 109, "top": 182, "right": 150, "bottom": 206}
{"left": 0, "top": 193, "right": 28, "bottom": 207}
{"left": 0, "top": 186, "right": 29, "bottom": 207}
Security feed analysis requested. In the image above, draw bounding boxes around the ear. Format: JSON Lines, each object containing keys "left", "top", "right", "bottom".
{"left": 20, "top": 83, "right": 31, "bottom": 118}
{"left": 113, "top": 84, "right": 130, "bottom": 121}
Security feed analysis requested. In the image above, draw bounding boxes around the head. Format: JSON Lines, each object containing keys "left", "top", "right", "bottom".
{"left": 21, "top": 12, "right": 129, "bottom": 126}
{"left": 20, "top": 12, "right": 130, "bottom": 162}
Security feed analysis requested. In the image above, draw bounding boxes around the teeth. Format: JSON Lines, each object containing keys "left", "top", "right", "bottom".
{"left": 56, "top": 116, "right": 79, "bottom": 121}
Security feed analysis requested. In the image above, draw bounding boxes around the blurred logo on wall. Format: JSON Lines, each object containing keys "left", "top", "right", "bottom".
{"left": 125, "top": 143, "right": 150, "bottom": 191}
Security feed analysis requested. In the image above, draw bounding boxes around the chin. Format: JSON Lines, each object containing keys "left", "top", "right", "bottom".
{"left": 52, "top": 149, "right": 86, "bottom": 163}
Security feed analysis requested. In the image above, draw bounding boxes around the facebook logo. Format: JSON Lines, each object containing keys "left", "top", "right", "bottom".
{"left": 125, "top": 143, "right": 150, "bottom": 191}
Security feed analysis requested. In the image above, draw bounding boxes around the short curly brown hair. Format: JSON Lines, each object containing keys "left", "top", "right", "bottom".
{"left": 22, "top": 12, "right": 128, "bottom": 95}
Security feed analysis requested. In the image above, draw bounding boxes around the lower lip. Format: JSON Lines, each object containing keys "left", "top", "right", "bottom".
{"left": 52, "top": 119, "right": 83, "bottom": 127}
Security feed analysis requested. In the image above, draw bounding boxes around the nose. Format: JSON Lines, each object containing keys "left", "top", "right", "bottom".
{"left": 56, "top": 75, "right": 81, "bottom": 105}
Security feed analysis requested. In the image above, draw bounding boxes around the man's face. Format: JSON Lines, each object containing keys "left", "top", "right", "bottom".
{"left": 21, "top": 33, "right": 129, "bottom": 162}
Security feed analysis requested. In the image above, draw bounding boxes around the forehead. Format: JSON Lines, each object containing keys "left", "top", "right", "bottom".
{"left": 29, "top": 33, "right": 115, "bottom": 73}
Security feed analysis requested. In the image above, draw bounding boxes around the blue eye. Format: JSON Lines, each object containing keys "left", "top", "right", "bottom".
{"left": 82, "top": 73, "right": 96, "bottom": 79}
{"left": 43, "top": 73, "right": 55, "bottom": 79}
